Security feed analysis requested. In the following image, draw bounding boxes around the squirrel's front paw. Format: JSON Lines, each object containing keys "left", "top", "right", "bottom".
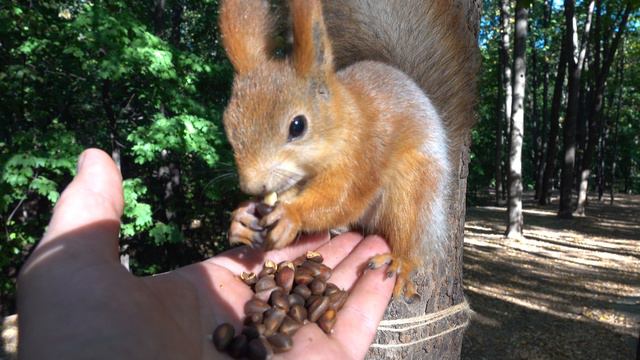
{"left": 228, "top": 201, "right": 267, "bottom": 248}
{"left": 259, "top": 203, "right": 301, "bottom": 249}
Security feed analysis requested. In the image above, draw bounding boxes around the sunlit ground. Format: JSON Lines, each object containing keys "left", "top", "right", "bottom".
{"left": 462, "top": 193, "right": 640, "bottom": 359}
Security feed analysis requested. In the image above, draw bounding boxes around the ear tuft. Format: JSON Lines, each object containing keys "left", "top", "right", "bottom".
{"left": 219, "top": 0, "right": 275, "bottom": 74}
{"left": 290, "top": 0, "right": 333, "bottom": 77}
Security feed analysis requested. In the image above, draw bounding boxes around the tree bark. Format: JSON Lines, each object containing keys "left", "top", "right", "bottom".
{"left": 153, "top": 0, "right": 166, "bottom": 36}
{"left": 495, "top": 56, "right": 504, "bottom": 206}
{"left": 609, "top": 43, "right": 624, "bottom": 204}
{"left": 558, "top": 0, "right": 580, "bottom": 218}
{"left": 536, "top": 0, "right": 553, "bottom": 201}
{"left": 539, "top": 3, "right": 569, "bottom": 206}
{"left": 505, "top": 0, "right": 528, "bottom": 239}
{"left": 323, "top": 0, "right": 481, "bottom": 357}
{"left": 496, "top": 0, "right": 512, "bottom": 206}
{"left": 574, "top": 1, "right": 631, "bottom": 216}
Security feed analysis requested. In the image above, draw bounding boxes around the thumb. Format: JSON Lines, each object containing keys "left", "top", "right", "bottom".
{"left": 37, "top": 148, "right": 124, "bottom": 262}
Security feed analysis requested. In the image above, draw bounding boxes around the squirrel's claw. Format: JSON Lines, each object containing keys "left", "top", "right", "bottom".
{"left": 260, "top": 204, "right": 301, "bottom": 249}
{"left": 367, "top": 253, "right": 420, "bottom": 303}
{"left": 228, "top": 201, "right": 266, "bottom": 248}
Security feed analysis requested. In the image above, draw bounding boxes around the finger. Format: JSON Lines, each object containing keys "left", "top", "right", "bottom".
{"left": 332, "top": 251, "right": 395, "bottom": 359}
{"left": 208, "top": 231, "right": 331, "bottom": 274}
{"left": 328, "top": 235, "right": 392, "bottom": 291}
{"left": 36, "top": 149, "right": 123, "bottom": 264}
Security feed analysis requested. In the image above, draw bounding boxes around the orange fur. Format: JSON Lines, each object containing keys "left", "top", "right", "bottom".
{"left": 219, "top": 0, "right": 470, "bottom": 300}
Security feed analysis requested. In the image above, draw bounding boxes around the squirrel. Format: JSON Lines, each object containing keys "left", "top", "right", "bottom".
{"left": 220, "top": 0, "right": 478, "bottom": 301}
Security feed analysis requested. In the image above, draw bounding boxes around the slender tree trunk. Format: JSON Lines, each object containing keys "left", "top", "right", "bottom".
{"left": 610, "top": 43, "right": 624, "bottom": 204}
{"left": 495, "top": 57, "right": 504, "bottom": 206}
{"left": 505, "top": 0, "right": 528, "bottom": 239}
{"left": 574, "top": 1, "right": 631, "bottom": 215}
{"left": 153, "top": 0, "right": 166, "bottom": 36}
{"left": 559, "top": 0, "right": 579, "bottom": 218}
{"left": 536, "top": 1, "right": 552, "bottom": 200}
{"left": 500, "top": 0, "right": 513, "bottom": 153}
{"left": 170, "top": 0, "right": 183, "bottom": 47}
{"left": 541, "top": 12, "right": 570, "bottom": 206}
{"left": 530, "top": 42, "right": 541, "bottom": 200}
{"left": 559, "top": 0, "right": 595, "bottom": 218}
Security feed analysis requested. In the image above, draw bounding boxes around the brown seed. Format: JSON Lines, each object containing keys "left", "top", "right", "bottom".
{"left": 279, "top": 315, "right": 302, "bottom": 336}
{"left": 292, "top": 284, "right": 312, "bottom": 299}
{"left": 305, "top": 250, "right": 324, "bottom": 263}
{"left": 269, "top": 289, "right": 290, "bottom": 311}
{"left": 310, "top": 278, "right": 326, "bottom": 295}
{"left": 263, "top": 308, "right": 287, "bottom": 337}
{"left": 255, "top": 275, "right": 276, "bottom": 292}
{"left": 247, "top": 336, "right": 274, "bottom": 360}
{"left": 240, "top": 272, "right": 258, "bottom": 286}
{"left": 242, "top": 325, "right": 261, "bottom": 341}
{"left": 324, "top": 283, "right": 340, "bottom": 296}
{"left": 245, "top": 312, "right": 263, "bottom": 325}
{"left": 308, "top": 296, "right": 330, "bottom": 322}
{"left": 301, "top": 260, "right": 332, "bottom": 281}
{"left": 292, "top": 256, "right": 306, "bottom": 267}
{"left": 264, "top": 259, "right": 277, "bottom": 270}
{"left": 288, "top": 293, "right": 305, "bottom": 307}
{"left": 254, "top": 286, "right": 283, "bottom": 303}
{"left": 267, "top": 333, "right": 294, "bottom": 353}
{"left": 294, "top": 267, "right": 314, "bottom": 285}
{"left": 288, "top": 304, "right": 308, "bottom": 323}
{"left": 245, "top": 299, "right": 271, "bottom": 315}
{"left": 227, "top": 334, "right": 248, "bottom": 358}
{"left": 306, "top": 294, "right": 321, "bottom": 307}
{"left": 328, "top": 290, "right": 348, "bottom": 311}
{"left": 258, "top": 267, "right": 275, "bottom": 278}
{"left": 275, "top": 266, "right": 295, "bottom": 294}
{"left": 277, "top": 260, "right": 295, "bottom": 271}
{"left": 212, "top": 323, "right": 235, "bottom": 351}
{"left": 318, "top": 308, "right": 337, "bottom": 334}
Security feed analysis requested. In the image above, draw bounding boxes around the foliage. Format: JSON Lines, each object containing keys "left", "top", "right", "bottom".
{"left": 0, "top": 0, "right": 240, "bottom": 314}
{"left": 471, "top": 0, "right": 640, "bottom": 204}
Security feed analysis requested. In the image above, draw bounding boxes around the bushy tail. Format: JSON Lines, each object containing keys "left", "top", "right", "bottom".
{"left": 322, "top": 0, "right": 480, "bottom": 146}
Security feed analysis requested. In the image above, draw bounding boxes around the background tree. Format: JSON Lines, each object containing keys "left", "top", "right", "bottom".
{"left": 505, "top": 0, "right": 528, "bottom": 238}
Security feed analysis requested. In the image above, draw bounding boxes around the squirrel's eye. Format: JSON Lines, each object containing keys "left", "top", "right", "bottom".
{"left": 288, "top": 115, "right": 307, "bottom": 141}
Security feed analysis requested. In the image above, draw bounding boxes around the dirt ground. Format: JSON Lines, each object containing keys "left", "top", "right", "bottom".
{"left": 461, "top": 193, "right": 640, "bottom": 359}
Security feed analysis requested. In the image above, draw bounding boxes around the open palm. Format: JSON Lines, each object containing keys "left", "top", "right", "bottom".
{"left": 18, "top": 149, "right": 394, "bottom": 359}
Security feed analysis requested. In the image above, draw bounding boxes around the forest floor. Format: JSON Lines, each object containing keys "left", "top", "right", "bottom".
{"left": 461, "top": 192, "right": 640, "bottom": 359}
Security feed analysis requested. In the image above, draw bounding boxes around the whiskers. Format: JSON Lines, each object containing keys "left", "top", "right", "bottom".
{"left": 271, "top": 167, "right": 304, "bottom": 193}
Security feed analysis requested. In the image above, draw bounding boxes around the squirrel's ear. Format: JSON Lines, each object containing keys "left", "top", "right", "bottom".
{"left": 290, "top": 0, "right": 333, "bottom": 77}
{"left": 219, "top": 0, "right": 275, "bottom": 74}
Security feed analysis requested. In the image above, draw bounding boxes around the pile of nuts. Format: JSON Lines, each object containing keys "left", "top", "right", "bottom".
{"left": 212, "top": 251, "right": 349, "bottom": 359}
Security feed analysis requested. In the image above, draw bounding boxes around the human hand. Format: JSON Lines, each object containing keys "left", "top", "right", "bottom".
{"left": 17, "top": 149, "right": 394, "bottom": 359}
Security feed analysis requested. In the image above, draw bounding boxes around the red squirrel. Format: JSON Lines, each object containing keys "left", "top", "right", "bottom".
{"left": 220, "top": 0, "right": 458, "bottom": 302}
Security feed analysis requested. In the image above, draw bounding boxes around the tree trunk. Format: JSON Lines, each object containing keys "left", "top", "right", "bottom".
{"left": 558, "top": 0, "right": 595, "bottom": 218}
{"left": 153, "top": 0, "right": 166, "bottom": 36}
{"left": 540, "top": 3, "right": 569, "bottom": 206}
{"left": 530, "top": 40, "right": 541, "bottom": 201}
{"left": 170, "top": 0, "right": 183, "bottom": 47}
{"left": 496, "top": 0, "right": 512, "bottom": 206}
{"left": 505, "top": 0, "right": 528, "bottom": 239}
{"left": 495, "top": 56, "right": 504, "bottom": 206}
{"left": 558, "top": 0, "right": 579, "bottom": 218}
{"left": 323, "top": 0, "right": 481, "bottom": 357}
{"left": 609, "top": 43, "right": 624, "bottom": 204}
{"left": 574, "top": 1, "right": 631, "bottom": 216}
{"left": 536, "top": 0, "right": 551, "bottom": 202}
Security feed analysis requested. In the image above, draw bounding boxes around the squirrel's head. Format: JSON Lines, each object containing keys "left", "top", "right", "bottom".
{"left": 220, "top": 0, "right": 342, "bottom": 196}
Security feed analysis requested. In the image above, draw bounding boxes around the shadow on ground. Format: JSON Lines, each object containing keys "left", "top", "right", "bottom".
{"left": 461, "top": 193, "right": 640, "bottom": 359}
